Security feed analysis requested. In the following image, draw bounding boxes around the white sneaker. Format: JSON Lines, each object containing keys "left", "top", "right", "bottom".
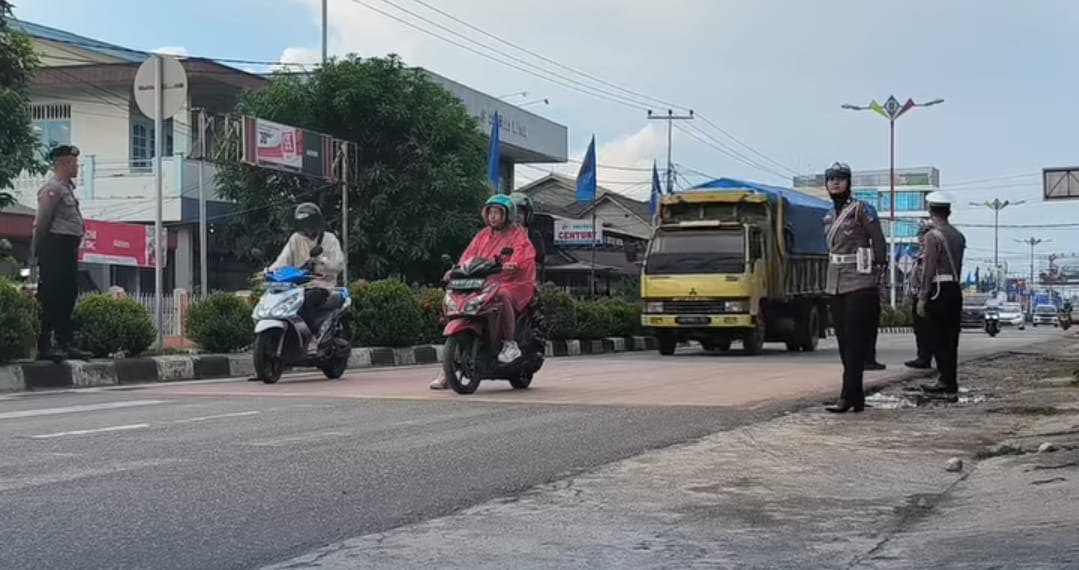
{"left": 429, "top": 371, "right": 448, "bottom": 390}
{"left": 497, "top": 341, "right": 522, "bottom": 364}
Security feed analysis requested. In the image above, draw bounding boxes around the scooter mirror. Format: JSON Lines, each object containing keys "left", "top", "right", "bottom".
{"left": 500, "top": 247, "right": 514, "bottom": 258}
{"left": 309, "top": 245, "right": 324, "bottom": 258}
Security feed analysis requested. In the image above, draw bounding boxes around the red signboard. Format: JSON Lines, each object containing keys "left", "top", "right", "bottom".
{"left": 242, "top": 116, "right": 335, "bottom": 180}
{"left": 79, "top": 219, "right": 160, "bottom": 268}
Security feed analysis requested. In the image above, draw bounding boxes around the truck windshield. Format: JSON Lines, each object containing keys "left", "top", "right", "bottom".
{"left": 1035, "top": 305, "right": 1057, "bottom": 314}
{"left": 645, "top": 229, "right": 745, "bottom": 275}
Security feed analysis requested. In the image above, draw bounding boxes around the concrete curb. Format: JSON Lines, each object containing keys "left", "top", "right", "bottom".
{"left": 0, "top": 336, "right": 661, "bottom": 393}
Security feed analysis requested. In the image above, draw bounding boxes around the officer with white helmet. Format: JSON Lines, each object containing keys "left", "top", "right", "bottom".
{"left": 917, "top": 191, "right": 966, "bottom": 400}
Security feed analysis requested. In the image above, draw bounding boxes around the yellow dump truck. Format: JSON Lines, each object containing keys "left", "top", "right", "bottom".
{"left": 640, "top": 178, "right": 832, "bottom": 355}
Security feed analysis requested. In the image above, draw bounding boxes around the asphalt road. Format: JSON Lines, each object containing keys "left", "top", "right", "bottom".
{"left": 0, "top": 327, "right": 1058, "bottom": 570}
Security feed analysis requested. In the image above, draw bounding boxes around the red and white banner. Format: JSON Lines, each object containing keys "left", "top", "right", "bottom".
{"left": 242, "top": 116, "right": 334, "bottom": 180}
{"left": 252, "top": 118, "right": 304, "bottom": 171}
{"left": 79, "top": 219, "right": 159, "bottom": 268}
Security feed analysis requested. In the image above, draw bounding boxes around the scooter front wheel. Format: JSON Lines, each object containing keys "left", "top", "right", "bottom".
{"left": 254, "top": 329, "right": 285, "bottom": 384}
{"left": 444, "top": 332, "right": 481, "bottom": 395}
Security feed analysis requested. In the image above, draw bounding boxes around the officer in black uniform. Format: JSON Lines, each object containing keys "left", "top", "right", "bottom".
{"left": 905, "top": 224, "right": 934, "bottom": 369}
{"left": 31, "top": 145, "right": 90, "bottom": 360}
{"left": 918, "top": 192, "right": 966, "bottom": 400}
{"left": 822, "top": 162, "right": 888, "bottom": 413}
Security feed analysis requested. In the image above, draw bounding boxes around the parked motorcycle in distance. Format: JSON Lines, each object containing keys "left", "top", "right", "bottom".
{"left": 984, "top": 307, "right": 1001, "bottom": 337}
{"left": 440, "top": 248, "right": 546, "bottom": 395}
{"left": 250, "top": 246, "right": 353, "bottom": 384}
{"left": 1060, "top": 308, "right": 1073, "bottom": 331}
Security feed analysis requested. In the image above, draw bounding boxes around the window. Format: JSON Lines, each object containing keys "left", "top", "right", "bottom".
{"left": 31, "top": 103, "right": 72, "bottom": 158}
{"left": 899, "top": 173, "right": 930, "bottom": 186}
{"left": 131, "top": 117, "right": 175, "bottom": 170}
{"left": 853, "top": 190, "right": 880, "bottom": 209}
{"left": 894, "top": 191, "right": 925, "bottom": 212}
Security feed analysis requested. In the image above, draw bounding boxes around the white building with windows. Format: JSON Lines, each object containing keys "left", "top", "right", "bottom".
{"left": 8, "top": 20, "right": 568, "bottom": 294}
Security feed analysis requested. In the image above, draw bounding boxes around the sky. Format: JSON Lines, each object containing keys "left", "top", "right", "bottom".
{"left": 15, "top": 0, "right": 1079, "bottom": 278}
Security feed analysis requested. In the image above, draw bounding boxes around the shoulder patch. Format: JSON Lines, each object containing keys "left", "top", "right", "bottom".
{"left": 823, "top": 210, "right": 835, "bottom": 223}
{"left": 861, "top": 202, "right": 879, "bottom": 222}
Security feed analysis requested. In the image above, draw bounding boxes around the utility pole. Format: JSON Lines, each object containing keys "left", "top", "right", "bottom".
{"left": 647, "top": 109, "right": 694, "bottom": 194}
{"left": 1016, "top": 237, "right": 1047, "bottom": 314}
{"left": 321, "top": 0, "right": 328, "bottom": 65}
{"left": 972, "top": 198, "right": 1025, "bottom": 290}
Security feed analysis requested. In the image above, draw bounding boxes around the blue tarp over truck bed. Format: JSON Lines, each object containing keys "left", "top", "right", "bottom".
{"left": 688, "top": 178, "right": 831, "bottom": 256}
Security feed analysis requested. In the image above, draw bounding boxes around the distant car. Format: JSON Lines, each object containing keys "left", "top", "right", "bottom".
{"left": 1032, "top": 304, "right": 1058, "bottom": 326}
{"left": 961, "top": 302, "right": 987, "bottom": 328}
{"left": 997, "top": 302, "right": 1026, "bottom": 329}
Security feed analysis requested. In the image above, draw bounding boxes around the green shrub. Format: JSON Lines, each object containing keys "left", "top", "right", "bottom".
{"left": 74, "top": 294, "right": 156, "bottom": 357}
{"left": 417, "top": 286, "right": 446, "bottom": 344}
{"left": 538, "top": 283, "right": 577, "bottom": 340}
{"left": 574, "top": 301, "right": 613, "bottom": 340}
{"left": 350, "top": 279, "right": 423, "bottom": 347}
{"left": 880, "top": 303, "right": 914, "bottom": 328}
{"left": 0, "top": 279, "right": 40, "bottom": 364}
{"left": 186, "top": 293, "right": 254, "bottom": 353}
{"left": 599, "top": 297, "right": 642, "bottom": 337}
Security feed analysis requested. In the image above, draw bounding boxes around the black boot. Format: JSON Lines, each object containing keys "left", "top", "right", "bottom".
{"left": 905, "top": 359, "right": 932, "bottom": 369}
{"left": 864, "top": 361, "right": 887, "bottom": 371}
{"left": 825, "top": 399, "right": 865, "bottom": 413}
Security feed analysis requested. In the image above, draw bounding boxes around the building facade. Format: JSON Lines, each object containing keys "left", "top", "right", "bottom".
{"left": 6, "top": 20, "right": 569, "bottom": 294}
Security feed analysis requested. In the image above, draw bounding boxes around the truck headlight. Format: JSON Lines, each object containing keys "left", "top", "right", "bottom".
{"left": 725, "top": 299, "right": 749, "bottom": 313}
{"left": 645, "top": 301, "right": 664, "bottom": 313}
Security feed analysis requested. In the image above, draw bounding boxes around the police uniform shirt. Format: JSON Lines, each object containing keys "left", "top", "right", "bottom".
{"left": 908, "top": 253, "right": 925, "bottom": 298}
{"left": 823, "top": 199, "right": 888, "bottom": 295}
{"left": 34, "top": 176, "right": 86, "bottom": 242}
{"left": 917, "top": 222, "right": 966, "bottom": 300}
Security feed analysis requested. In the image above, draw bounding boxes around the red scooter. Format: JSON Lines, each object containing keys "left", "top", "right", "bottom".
{"left": 440, "top": 248, "right": 546, "bottom": 394}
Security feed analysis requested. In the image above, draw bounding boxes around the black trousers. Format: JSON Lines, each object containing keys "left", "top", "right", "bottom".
{"left": 36, "top": 234, "right": 82, "bottom": 352}
{"left": 911, "top": 296, "right": 933, "bottom": 364}
{"left": 865, "top": 298, "right": 880, "bottom": 364}
{"left": 926, "top": 282, "right": 962, "bottom": 392}
{"left": 831, "top": 288, "right": 879, "bottom": 405}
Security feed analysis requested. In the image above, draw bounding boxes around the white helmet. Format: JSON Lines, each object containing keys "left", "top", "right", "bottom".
{"left": 925, "top": 191, "right": 953, "bottom": 212}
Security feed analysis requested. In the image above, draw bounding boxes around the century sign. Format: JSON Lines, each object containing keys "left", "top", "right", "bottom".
{"left": 554, "top": 219, "right": 603, "bottom": 246}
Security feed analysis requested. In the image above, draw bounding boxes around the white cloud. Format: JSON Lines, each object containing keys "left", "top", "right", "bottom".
{"left": 274, "top": 46, "right": 322, "bottom": 72}
{"left": 153, "top": 46, "right": 189, "bottom": 58}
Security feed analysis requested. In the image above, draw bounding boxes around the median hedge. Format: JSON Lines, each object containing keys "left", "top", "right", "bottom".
{"left": 0, "top": 279, "right": 40, "bottom": 364}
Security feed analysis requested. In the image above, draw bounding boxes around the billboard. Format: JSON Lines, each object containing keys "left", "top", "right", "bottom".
{"left": 554, "top": 219, "right": 603, "bottom": 246}
{"left": 79, "top": 219, "right": 160, "bottom": 268}
{"left": 1043, "top": 167, "right": 1079, "bottom": 201}
{"left": 242, "top": 117, "right": 335, "bottom": 180}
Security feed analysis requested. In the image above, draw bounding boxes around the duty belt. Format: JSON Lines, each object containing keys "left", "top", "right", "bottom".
{"left": 830, "top": 254, "right": 857, "bottom": 264}
{"left": 932, "top": 274, "right": 956, "bottom": 283}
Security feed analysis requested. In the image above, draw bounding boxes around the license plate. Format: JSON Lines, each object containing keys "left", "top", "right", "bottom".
{"left": 675, "top": 316, "right": 710, "bottom": 325}
{"left": 449, "top": 278, "right": 485, "bottom": 290}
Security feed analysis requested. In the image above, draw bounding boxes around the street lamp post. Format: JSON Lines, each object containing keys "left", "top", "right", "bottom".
{"left": 1016, "top": 237, "right": 1048, "bottom": 314}
{"left": 972, "top": 198, "right": 1026, "bottom": 290}
{"left": 841, "top": 96, "right": 944, "bottom": 309}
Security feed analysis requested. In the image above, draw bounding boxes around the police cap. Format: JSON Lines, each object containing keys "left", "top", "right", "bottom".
{"left": 48, "top": 145, "right": 80, "bottom": 160}
{"left": 925, "top": 191, "right": 952, "bottom": 207}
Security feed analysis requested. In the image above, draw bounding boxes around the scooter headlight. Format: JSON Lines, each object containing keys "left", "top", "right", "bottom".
{"left": 253, "top": 289, "right": 304, "bottom": 320}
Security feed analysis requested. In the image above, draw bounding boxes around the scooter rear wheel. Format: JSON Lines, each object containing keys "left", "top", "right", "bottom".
{"left": 445, "top": 332, "right": 481, "bottom": 395}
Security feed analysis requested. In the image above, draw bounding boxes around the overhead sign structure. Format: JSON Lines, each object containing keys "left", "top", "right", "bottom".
{"left": 134, "top": 54, "right": 188, "bottom": 348}
{"left": 554, "top": 219, "right": 603, "bottom": 246}
{"left": 1043, "top": 167, "right": 1079, "bottom": 201}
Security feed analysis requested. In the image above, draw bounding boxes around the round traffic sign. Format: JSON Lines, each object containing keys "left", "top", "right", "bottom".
{"left": 133, "top": 55, "right": 189, "bottom": 120}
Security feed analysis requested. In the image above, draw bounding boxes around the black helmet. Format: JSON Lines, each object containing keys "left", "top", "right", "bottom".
{"left": 293, "top": 202, "right": 323, "bottom": 235}
{"left": 510, "top": 192, "right": 535, "bottom": 226}
{"left": 824, "top": 162, "right": 852, "bottom": 180}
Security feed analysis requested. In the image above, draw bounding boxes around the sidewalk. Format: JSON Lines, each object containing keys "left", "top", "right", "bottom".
{"left": 264, "top": 339, "right": 1079, "bottom": 570}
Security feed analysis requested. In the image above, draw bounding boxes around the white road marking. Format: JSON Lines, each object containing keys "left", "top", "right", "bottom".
{"left": 0, "top": 459, "right": 181, "bottom": 493}
{"left": 29, "top": 423, "right": 150, "bottom": 439}
{"left": 171, "top": 410, "right": 261, "bottom": 424}
{"left": 246, "top": 431, "right": 350, "bottom": 447}
{"left": 0, "top": 400, "right": 168, "bottom": 421}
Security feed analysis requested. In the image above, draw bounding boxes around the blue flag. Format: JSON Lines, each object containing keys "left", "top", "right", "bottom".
{"left": 575, "top": 135, "right": 597, "bottom": 204}
{"left": 649, "top": 161, "right": 661, "bottom": 217}
{"left": 487, "top": 111, "right": 501, "bottom": 192}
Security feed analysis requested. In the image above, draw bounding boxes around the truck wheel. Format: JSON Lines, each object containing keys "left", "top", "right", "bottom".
{"left": 743, "top": 318, "right": 765, "bottom": 355}
{"left": 657, "top": 333, "right": 677, "bottom": 356}
{"left": 800, "top": 305, "right": 820, "bottom": 352}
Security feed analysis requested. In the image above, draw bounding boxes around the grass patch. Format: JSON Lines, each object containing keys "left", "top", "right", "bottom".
{"left": 974, "top": 443, "right": 1025, "bottom": 459}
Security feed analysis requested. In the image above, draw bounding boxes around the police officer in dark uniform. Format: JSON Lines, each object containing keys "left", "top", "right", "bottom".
{"left": 822, "top": 162, "right": 887, "bottom": 413}
{"left": 918, "top": 191, "right": 966, "bottom": 400}
{"left": 905, "top": 224, "right": 934, "bottom": 369}
{"left": 31, "top": 145, "right": 90, "bottom": 360}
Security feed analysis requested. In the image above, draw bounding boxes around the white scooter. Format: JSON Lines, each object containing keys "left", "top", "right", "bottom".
{"left": 251, "top": 249, "right": 353, "bottom": 384}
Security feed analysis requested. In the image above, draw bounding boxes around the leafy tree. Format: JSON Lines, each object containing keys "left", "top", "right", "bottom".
{"left": 0, "top": 1, "right": 45, "bottom": 207}
{"left": 214, "top": 55, "right": 489, "bottom": 283}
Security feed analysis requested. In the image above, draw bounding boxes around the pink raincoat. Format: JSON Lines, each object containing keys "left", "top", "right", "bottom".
{"left": 458, "top": 225, "right": 537, "bottom": 312}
